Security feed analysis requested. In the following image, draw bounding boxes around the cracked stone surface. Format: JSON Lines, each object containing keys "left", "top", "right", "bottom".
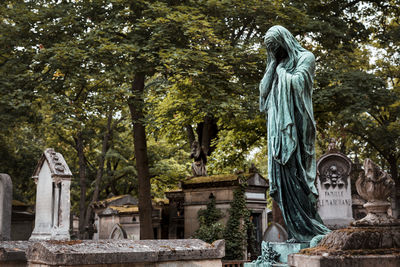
{"left": 317, "top": 227, "right": 400, "bottom": 250}
{"left": 27, "top": 239, "right": 225, "bottom": 265}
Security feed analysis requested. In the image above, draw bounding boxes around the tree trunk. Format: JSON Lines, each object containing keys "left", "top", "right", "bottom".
{"left": 84, "top": 110, "right": 113, "bottom": 233}
{"left": 75, "top": 132, "right": 87, "bottom": 239}
{"left": 128, "top": 72, "right": 154, "bottom": 239}
{"left": 388, "top": 155, "right": 399, "bottom": 219}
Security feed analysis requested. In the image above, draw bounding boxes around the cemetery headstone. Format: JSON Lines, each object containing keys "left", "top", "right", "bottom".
{"left": 262, "top": 222, "right": 288, "bottom": 243}
{"left": 0, "top": 173, "right": 12, "bottom": 240}
{"left": 11, "top": 199, "right": 34, "bottom": 240}
{"left": 316, "top": 150, "right": 354, "bottom": 229}
{"left": 30, "top": 148, "right": 72, "bottom": 240}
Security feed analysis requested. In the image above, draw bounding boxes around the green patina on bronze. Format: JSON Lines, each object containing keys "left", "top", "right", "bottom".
{"left": 259, "top": 25, "right": 330, "bottom": 242}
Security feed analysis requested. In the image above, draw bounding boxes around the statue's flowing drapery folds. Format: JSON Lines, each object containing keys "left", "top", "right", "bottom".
{"left": 260, "top": 26, "right": 330, "bottom": 242}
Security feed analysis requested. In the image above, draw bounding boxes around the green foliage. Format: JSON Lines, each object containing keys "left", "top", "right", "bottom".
{"left": 313, "top": 0, "right": 400, "bottom": 180}
{"left": 148, "top": 138, "right": 191, "bottom": 198}
{"left": 193, "top": 196, "right": 225, "bottom": 244}
{"left": 224, "top": 176, "right": 253, "bottom": 260}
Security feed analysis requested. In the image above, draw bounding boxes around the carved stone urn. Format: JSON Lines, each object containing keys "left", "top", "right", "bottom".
{"left": 352, "top": 158, "right": 399, "bottom": 226}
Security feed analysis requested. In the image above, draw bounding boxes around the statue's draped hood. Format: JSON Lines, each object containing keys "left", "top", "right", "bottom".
{"left": 263, "top": 25, "right": 307, "bottom": 72}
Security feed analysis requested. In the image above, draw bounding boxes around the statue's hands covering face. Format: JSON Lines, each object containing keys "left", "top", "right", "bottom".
{"left": 266, "top": 41, "right": 279, "bottom": 62}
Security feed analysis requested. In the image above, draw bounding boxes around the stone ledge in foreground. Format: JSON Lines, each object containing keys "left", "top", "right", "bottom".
{"left": 27, "top": 239, "right": 225, "bottom": 266}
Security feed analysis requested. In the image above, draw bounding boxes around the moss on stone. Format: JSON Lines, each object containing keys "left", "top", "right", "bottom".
{"left": 184, "top": 173, "right": 254, "bottom": 185}
{"left": 12, "top": 199, "right": 29, "bottom": 206}
{"left": 299, "top": 247, "right": 400, "bottom": 256}
{"left": 153, "top": 198, "right": 169, "bottom": 205}
{"left": 47, "top": 240, "right": 83, "bottom": 245}
{"left": 108, "top": 205, "right": 139, "bottom": 214}
{"left": 94, "top": 194, "right": 130, "bottom": 206}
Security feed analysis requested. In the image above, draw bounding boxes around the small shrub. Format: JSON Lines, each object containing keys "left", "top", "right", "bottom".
{"left": 193, "top": 196, "right": 225, "bottom": 243}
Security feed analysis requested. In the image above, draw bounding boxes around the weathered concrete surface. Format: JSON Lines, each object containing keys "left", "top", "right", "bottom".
{"left": 27, "top": 239, "right": 225, "bottom": 266}
{"left": 0, "top": 241, "right": 32, "bottom": 266}
{"left": 29, "top": 260, "right": 222, "bottom": 267}
{"left": 318, "top": 226, "right": 400, "bottom": 250}
{"left": 287, "top": 227, "right": 400, "bottom": 266}
{"left": 0, "top": 173, "right": 12, "bottom": 240}
{"left": 288, "top": 253, "right": 400, "bottom": 267}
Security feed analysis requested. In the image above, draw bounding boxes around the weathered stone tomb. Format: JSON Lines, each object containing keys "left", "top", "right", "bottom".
{"left": 29, "top": 148, "right": 72, "bottom": 241}
{"left": 181, "top": 172, "right": 269, "bottom": 253}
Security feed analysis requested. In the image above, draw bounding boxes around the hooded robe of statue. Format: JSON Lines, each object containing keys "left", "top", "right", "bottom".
{"left": 259, "top": 25, "right": 330, "bottom": 242}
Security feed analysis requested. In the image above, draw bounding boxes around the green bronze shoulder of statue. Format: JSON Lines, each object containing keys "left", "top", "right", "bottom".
{"left": 259, "top": 25, "right": 330, "bottom": 242}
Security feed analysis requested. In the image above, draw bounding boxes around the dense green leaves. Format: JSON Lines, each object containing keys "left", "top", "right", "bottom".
{"left": 193, "top": 197, "right": 225, "bottom": 243}
{"left": 224, "top": 178, "right": 254, "bottom": 260}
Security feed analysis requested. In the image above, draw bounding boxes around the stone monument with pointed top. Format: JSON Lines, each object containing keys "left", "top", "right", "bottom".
{"left": 30, "top": 148, "right": 72, "bottom": 240}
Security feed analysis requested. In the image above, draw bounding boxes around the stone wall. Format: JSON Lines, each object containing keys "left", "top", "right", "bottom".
{"left": 182, "top": 173, "right": 269, "bottom": 242}
{"left": 184, "top": 187, "right": 235, "bottom": 237}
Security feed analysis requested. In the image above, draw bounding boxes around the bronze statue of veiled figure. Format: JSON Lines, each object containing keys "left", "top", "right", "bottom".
{"left": 259, "top": 25, "right": 330, "bottom": 242}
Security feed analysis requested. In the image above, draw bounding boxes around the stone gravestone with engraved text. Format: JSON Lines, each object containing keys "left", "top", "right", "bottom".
{"left": 30, "top": 148, "right": 72, "bottom": 240}
{"left": 316, "top": 150, "right": 354, "bottom": 229}
{"left": 0, "top": 174, "right": 12, "bottom": 240}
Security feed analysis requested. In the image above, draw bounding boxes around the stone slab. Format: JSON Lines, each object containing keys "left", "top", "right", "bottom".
{"left": 321, "top": 218, "right": 353, "bottom": 230}
{"left": 0, "top": 173, "right": 12, "bottom": 240}
{"left": 270, "top": 242, "right": 309, "bottom": 263}
{"left": 27, "top": 239, "right": 225, "bottom": 266}
{"left": 0, "top": 241, "right": 33, "bottom": 263}
{"left": 288, "top": 253, "right": 400, "bottom": 267}
{"left": 28, "top": 259, "right": 223, "bottom": 267}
